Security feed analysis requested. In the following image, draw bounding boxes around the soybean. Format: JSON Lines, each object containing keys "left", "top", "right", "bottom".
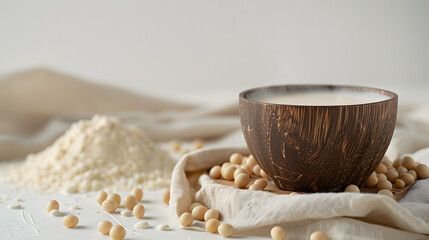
{"left": 249, "top": 184, "right": 264, "bottom": 191}
{"left": 271, "top": 226, "right": 287, "bottom": 240}
{"left": 386, "top": 170, "right": 399, "bottom": 183}
{"left": 377, "top": 173, "right": 387, "bottom": 182}
{"left": 205, "top": 218, "right": 220, "bottom": 233}
{"left": 394, "top": 179, "right": 405, "bottom": 189}
{"left": 222, "top": 165, "right": 237, "bottom": 181}
{"left": 375, "top": 164, "right": 387, "bottom": 174}
{"left": 132, "top": 187, "right": 143, "bottom": 202}
{"left": 253, "top": 165, "right": 262, "bottom": 177}
{"left": 365, "top": 172, "right": 378, "bottom": 187}
{"left": 416, "top": 164, "right": 429, "bottom": 179}
{"left": 400, "top": 173, "right": 414, "bottom": 186}
{"left": 377, "top": 180, "right": 393, "bottom": 190}
{"left": 241, "top": 164, "right": 254, "bottom": 176}
{"left": 401, "top": 156, "right": 416, "bottom": 170}
{"left": 409, "top": 170, "right": 417, "bottom": 180}
{"left": 63, "top": 215, "right": 79, "bottom": 228}
{"left": 310, "top": 231, "right": 329, "bottom": 240}
{"left": 133, "top": 204, "right": 145, "bottom": 218}
{"left": 381, "top": 156, "right": 392, "bottom": 167}
{"left": 218, "top": 223, "right": 235, "bottom": 238}
{"left": 344, "top": 184, "right": 360, "bottom": 193}
{"left": 96, "top": 191, "right": 108, "bottom": 205}
{"left": 230, "top": 153, "right": 243, "bottom": 165}
{"left": 254, "top": 179, "right": 268, "bottom": 189}
{"left": 97, "top": 220, "right": 113, "bottom": 235}
{"left": 204, "top": 209, "right": 220, "bottom": 221}
{"left": 234, "top": 173, "right": 250, "bottom": 189}
{"left": 234, "top": 168, "right": 249, "bottom": 178}
{"left": 246, "top": 155, "right": 257, "bottom": 167}
{"left": 102, "top": 199, "right": 118, "bottom": 213}
{"left": 393, "top": 159, "right": 402, "bottom": 168}
{"left": 179, "top": 212, "right": 194, "bottom": 227}
{"left": 46, "top": 200, "right": 59, "bottom": 213}
{"left": 192, "top": 205, "right": 208, "bottom": 221}
{"left": 163, "top": 189, "right": 170, "bottom": 205}
{"left": 107, "top": 193, "right": 121, "bottom": 206}
{"left": 110, "top": 225, "right": 126, "bottom": 240}
{"left": 397, "top": 166, "right": 408, "bottom": 175}
{"left": 209, "top": 166, "right": 222, "bottom": 179}
{"left": 124, "top": 195, "right": 138, "bottom": 210}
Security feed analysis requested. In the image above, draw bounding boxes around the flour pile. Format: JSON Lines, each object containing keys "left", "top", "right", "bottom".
{"left": 2, "top": 115, "right": 175, "bottom": 192}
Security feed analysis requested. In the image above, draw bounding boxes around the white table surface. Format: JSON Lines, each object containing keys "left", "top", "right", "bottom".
{"left": 0, "top": 184, "right": 268, "bottom": 240}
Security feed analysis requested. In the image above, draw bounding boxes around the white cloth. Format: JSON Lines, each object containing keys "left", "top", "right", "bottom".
{"left": 170, "top": 147, "right": 429, "bottom": 240}
{"left": 2, "top": 69, "right": 429, "bottom": 239}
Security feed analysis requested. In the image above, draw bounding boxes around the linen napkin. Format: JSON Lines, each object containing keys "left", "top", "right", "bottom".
{"left": 170, "top": 147, "right": 429, "bottom": 240}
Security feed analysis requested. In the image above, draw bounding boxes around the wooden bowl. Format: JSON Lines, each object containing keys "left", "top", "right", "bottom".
{"left": 239, "top": 85, "right": 398, "bottom": 192}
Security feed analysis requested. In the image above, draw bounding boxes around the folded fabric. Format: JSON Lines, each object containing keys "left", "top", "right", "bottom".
{"left": 170, "top": 147, "right": 429, "bottom": 240}
{"left": 0, "top": 69, "right": 239, "bottom": 160}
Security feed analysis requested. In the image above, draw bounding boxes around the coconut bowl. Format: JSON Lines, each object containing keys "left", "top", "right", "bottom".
{"left": 239, "top": 85, "right": 398, "bottom": 192}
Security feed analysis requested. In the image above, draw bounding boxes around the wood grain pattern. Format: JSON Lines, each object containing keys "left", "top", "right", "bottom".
{"left": 239, "top": 85, "right": 398, "bottom": 192}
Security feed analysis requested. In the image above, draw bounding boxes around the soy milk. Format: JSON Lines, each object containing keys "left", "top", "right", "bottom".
{"left": 250, "top": 89, "right": 390, "bottom": 106}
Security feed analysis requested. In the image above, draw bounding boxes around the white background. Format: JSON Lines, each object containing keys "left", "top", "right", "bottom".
{"left": 0, "top": 0, "right": 428, "bottom": 102}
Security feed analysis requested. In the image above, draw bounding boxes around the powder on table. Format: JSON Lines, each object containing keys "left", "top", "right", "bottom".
{"left": 1, "top": 115, "right": 175, "bottom": 193}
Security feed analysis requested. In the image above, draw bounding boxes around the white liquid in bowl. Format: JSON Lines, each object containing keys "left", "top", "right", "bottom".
{"left": 249, "top": 89, "right": 391, "bottom": 106}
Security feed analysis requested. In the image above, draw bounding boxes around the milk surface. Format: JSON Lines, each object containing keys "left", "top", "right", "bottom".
{"left": 250, "top": 89, "right": 391, "bottom": 106}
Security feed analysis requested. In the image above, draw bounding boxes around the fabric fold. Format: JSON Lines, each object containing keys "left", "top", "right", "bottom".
{"left": 170, "top": 146, "right": 429, "bottom": 238}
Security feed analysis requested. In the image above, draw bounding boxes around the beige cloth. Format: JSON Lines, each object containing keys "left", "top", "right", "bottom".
{"left": 0, "top": 69, "right": 239, "bottom": 160}
{"left": 2, "top": 69, "right": 429, "bottom": 239}
{"left": 170, "top": 147, "right": 429, "bottom": 240}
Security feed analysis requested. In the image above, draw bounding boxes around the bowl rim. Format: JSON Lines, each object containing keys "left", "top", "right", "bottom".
{"left": 239, "top": 84, "right": 398, "bottom": 107}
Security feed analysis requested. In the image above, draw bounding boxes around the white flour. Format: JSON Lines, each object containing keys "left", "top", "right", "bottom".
{"left": 2, "top": 115, "right": 175, "bottom": 193}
